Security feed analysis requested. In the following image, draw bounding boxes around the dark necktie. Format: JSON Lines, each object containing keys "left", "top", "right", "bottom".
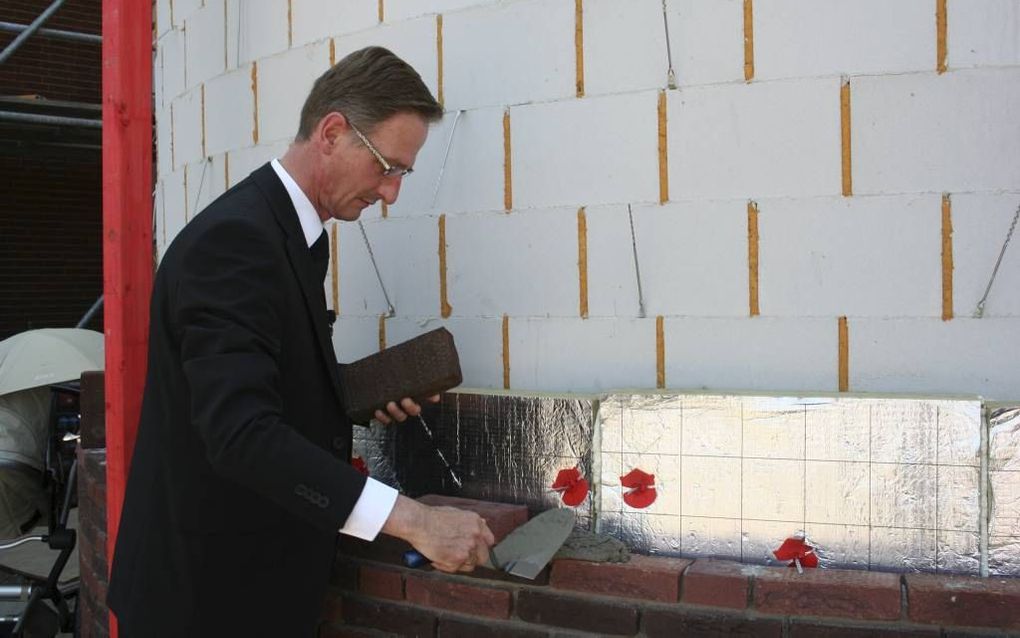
{"left": 309, "top": 230, "right": 335, "bottom": 334}
{"left": 310, "top": 229, "right": 329, "bottom": 285}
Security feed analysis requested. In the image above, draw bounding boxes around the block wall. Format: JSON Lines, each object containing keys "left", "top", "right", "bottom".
{"left": 154, "top": 0, "right": 1020, "bottom": 400}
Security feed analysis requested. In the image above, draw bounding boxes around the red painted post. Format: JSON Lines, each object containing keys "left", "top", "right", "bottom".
{"left": 102, "top": 0, "right": 153, "bottom": 635}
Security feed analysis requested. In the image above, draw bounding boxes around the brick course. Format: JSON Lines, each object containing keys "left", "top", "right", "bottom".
{"left": 438, "top": 615, "right": 550, "bottom": 638}
{"left": 515, "top": 589, "right": 639, "bottom": 635}
{"left": 906, "top": 574, "right": 1020, "bottom": 630}
{"left": 681, "top": 559, "right": 751, "bottom": 610}
{"left": 754, "top": 566, "right": 902, "bottom": 621}
{"left": 405, "top": 574, "right": 511, "bottom": 619}
{"left": 787, "top": 620, "right": 941, "bottom": 637}
{"left": 643, "top": 608, "right": 784, "bottom": 638}
{"left": 340, "top": 596, "right": 437, "bottom": 637}
{"left": 360, "top": 565, "right": 405, "bottom": 601}
{"left": 549, "top": 555, "right": 690, "bottom": 603}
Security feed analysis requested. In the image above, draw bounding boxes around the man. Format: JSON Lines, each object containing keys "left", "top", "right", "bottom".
{"left": 108, "top": 47, "right": 494, "bottom": 636}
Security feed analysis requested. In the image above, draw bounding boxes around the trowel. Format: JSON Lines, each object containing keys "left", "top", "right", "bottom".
{"left": 403, "top": 507, "right": 576, "bottom": 580}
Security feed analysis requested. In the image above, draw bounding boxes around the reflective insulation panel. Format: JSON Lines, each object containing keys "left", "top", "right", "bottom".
{"left": 597, "top": 393, "right": 984, "bottom": 574}
{"left": 352, "top": 390, "right": 596, "bottom": 527}
{"left": 989, "top": 406, "right": 1020, "bottom": 576}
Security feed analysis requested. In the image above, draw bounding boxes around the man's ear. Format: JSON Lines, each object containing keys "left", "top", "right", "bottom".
{"left": 317, "top": 112, "right": 349, "bottom": 150}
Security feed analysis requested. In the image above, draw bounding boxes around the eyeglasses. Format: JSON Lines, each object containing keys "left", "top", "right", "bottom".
{"left": 348, "top": 120, "right": 414, "bottom": 178}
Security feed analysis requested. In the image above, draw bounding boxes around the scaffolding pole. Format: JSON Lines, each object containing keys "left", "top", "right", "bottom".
{"left": 0, "top": 0, "right": 68, "bottom": 65}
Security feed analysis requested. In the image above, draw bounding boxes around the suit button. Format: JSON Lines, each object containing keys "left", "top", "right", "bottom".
{"left": 332, "top": 436, "right": 346, "bottom": 451}
{"left": 295, "top": 484, "right": 308, "bottom": 497}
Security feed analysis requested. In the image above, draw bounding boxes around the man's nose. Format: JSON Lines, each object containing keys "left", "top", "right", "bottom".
{"left": 378, "top": 176, "right": 402, "bottom": 205}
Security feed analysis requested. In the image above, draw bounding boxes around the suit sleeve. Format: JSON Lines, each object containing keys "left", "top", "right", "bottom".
{"left": 175, "top": 218, "right": 368, "bottom": 535}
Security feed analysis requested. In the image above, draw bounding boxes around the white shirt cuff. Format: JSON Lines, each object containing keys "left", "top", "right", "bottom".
{"left": 339, "top": 477, "right": 398, "bottom": 541}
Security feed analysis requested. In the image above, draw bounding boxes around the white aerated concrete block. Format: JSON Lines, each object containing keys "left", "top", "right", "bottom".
{"left": 257, "top": 42, "right": 331, "bottom": 144}
{"left": 584, "top": 205, "right": 642, "bottom": 318}
{"left": 154, "top": 39, "right": 165, "bottom": 111}
{"left": 662, "top": 317, "right": 837, "bottom": 392}
{"left": 387, "top": 107, "right": 505, "bottom": 217}
{"left": 172, "top": 0, "right": 201, "bottom": 29}
{"left": 163, "top": 167, "right": 187, "bottom": 247}
{"left": 759, "top": 195, "right": 942, "bottom": 318}
{"left": 633, "top": 201, "right": 748, "bottom": 317}
{"left": 336, "top": 217, "right": 440, "bottom": 318}
{"left": 205, "top": 66, "right": 255, "bottom": 157}
{"left": 851, "top": 319, "right": 1020, "bottom": 400}
{"left": 854, "top": 69, "right": 1020, "bottom": 195}
{"left": 754, "top": 0, "right": 932, "bottom": 80}
{"left": 184, "top": 2, "right": 225, "bottom": 90}
{"left": 156, "top": 0, "right": 172, "bottom": 37}
{"left": 445, "top": 208, "right": 578, "bottom": 317}
{"left": 227, "top": 0, "right": 289, "bottom": 67}
{"left": 226, "top": 140, "right": 290, "bottom": 187}
{"left": 332, "top": 17, "right": 439, "bottom": 99}
{"left": 667, "top": 0, "right": 744, "bottom": 87}
{"left": 186, "top": 157, "right": 228, "bottom": 218}
{"left": 952, "top": 194, "right": 1020, "bottom": 318}
{"left": 513, "top": 91, "right": 659, "bottom": 210}
{"left": 332, "top": 316, "right": 380, "bottom": 363}
{"left": 385, "top": 316, "right": 504, "bottom": 390}
{"left": 443, "top": 0, "right": 575, "bottom": 110}
{"left": 336, "top": 220, "right": 388, "bottom": 317}
{"left": 587, "top": 202, "right": 747, "bottom": 317}
{"left": 157, "top": 105, "right": 173, "bottom": 179}
{"left": 386, "top": 0, "right": 499, "bottom": 22}
{"left": 158, "top": 29, "right": 186, "bottom": 108}
{"left": 291, "top": 0, "right": 378, "bottom": 47}
{"left": 948, "top": 0, "right": 1020, "bottom": 69}
{"left": 155, "top": 180, "right": 167, "bottom": 259}
{"left": 508, "top": 318, "right": 658, "bottom": 392}
{"left": 584, "top": 0, "right": 667, "bottom": 96}
{"left": 669, "top": 78, "right": 842, "bottom": 200}
{"left": 171, "top": 87, "right": 203, "bottom": 170}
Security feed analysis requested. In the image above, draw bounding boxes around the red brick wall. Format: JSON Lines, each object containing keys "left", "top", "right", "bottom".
{"left": 0, "top": 0, "right": 102, "bottom": 103}
{"left": 0, "top": 154, "right": 103, "bottom": 339}
{"left": 76, "top": 372, "right": 108, "bottom": 638}
{"left": 0, "top": 0, "right": 103, "bottom": 340}
{"left": 76, "top": 446, "right": 109, "bottom": 638}
{"left": 327, "top": 533, "right": 1020, "bottom": 637}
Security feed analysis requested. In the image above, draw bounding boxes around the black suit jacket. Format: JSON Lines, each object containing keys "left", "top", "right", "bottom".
{"left": 108, "top": 164, "right": 365, "bottom": 637}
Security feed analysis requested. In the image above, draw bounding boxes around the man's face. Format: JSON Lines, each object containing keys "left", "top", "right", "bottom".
{"left": 317, "top": 111, "right": 429, "bottom": 222}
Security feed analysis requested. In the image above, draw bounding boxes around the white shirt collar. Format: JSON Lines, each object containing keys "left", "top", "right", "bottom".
{"left": 270, "top": 158, "right": 324, "bottom": 248}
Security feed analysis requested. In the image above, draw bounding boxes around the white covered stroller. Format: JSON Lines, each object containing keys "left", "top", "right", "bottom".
{"left": 0, "top": 387, "right": 51, "bottom": 540}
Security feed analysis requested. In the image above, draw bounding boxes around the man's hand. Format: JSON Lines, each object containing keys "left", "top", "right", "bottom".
{"left": 382, "top": 495, "right": 495, "bottom": 573}
{"left": 373, "top": 394, "right": 440, "bottom": 425}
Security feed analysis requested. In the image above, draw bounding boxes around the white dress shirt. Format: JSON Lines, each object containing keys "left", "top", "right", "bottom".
{"left": 270, "top": 159, "right": 398, "bottom": 541}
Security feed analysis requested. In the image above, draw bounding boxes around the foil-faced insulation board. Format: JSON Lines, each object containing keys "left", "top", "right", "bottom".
{"left": 597, "top": 393, "right": 984, "bottom": 574}
{"left": 989, "top": 405, "right": 1020, "bottom": 576}
{"left": 352, "top": 388, "right": 1013, "bottom": 576}
{"left": 352, "top": 390, "right": 596, "bottom": 528}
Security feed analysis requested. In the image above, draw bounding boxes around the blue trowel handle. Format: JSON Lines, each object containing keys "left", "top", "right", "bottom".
{"left": 402, "top": 550, "right": 429, "bottom": 568}
{"left": 402, "top": 549, "right": 497, "bottom": 570}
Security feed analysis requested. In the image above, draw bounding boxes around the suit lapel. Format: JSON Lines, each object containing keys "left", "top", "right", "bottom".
{"left": 251, "top": 164, "right": 345, "bottom": 409}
